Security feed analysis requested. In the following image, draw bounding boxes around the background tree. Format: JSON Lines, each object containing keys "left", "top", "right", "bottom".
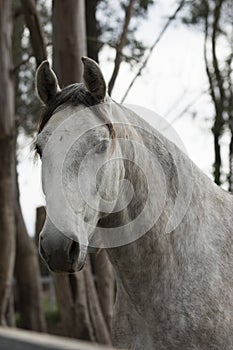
{"left": 12, "top": 0, "right": 46, "bottom": 331}
{"left": 20, "top": 0, "right": 154, "bottom": 341}
{"left": 51, "top": 0, "right": 111, "bottom": 343}
{"left": 14, "top": 0, "right": 155, "bottom": 138}
{"left": 50, "top": 1, "right": 155, "bottom": 341}
{"left": 181, "top": 0, "right": 233, "bottom": 189}
{"left": 0, "top": 0, "right": 156, "bottom": 340}
{"left": 86, "top": 0, "right": 154, "bottom": 95}
{"left": 0, "top": 0, "right": 231, "bottom": 340}
{"left": 0, "top": 0, "right": 16, "bottom": 326}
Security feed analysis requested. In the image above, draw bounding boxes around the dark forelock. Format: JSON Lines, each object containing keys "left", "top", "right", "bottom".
{"left": 38, "top": 83, "right": 100, "bottom": 133}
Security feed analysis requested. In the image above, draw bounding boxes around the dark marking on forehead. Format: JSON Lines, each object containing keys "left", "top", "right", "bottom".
{"left": 38, "top": 83, "right": 99, "bottom": 133}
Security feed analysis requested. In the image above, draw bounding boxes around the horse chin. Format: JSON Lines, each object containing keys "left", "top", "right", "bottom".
{"left": 45, "top": 251, "right": 88, "bottom": 274}
{"left": 47, "top": 261, "right": 86, "bottom": 274}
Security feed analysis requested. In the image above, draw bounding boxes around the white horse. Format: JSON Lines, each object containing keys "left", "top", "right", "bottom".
{"left": 36, "top": 57, "right": 233, "bottom": 350}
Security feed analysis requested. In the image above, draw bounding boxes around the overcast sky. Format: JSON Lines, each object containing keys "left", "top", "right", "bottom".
{"left": 18, "top": 0, "right": 228, "bottom": 236}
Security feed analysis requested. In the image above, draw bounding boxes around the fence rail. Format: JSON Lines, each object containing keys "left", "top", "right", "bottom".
{"left": 0, "top": 327, "right": 123, "bottom": 350}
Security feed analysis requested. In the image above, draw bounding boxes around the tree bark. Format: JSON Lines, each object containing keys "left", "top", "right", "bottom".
{"left": 53, "top": 272, "right": 95, "bottom": 340}
{"left": 35, "top": 207, "right": 46, "bottom": 246}
{"left": 52, "top": 0, "right": 94, "bottom": 340}
{"left": 12, "top": 1, "right": 46, "bottom": 330}
{"left": 229, "top": 131, "right": 233, "bottom": 191}
{"left": 52, "top": 0, "right": 87, "bottom": 86}
{"left": 227, "top": 55, "right": 233, "bottom": 191}
{"left": 0, "top": 0, "right": 16, "bottom": 326}
{"left": 203, "top": 3, "right": 224, "bottom": 185}
{"left": 35, "top": 207, "right": 49, "bottom": 276}
{"left": 85, "top": 0, "right": 101, "bottom": 63}
{"left": 51, "top": 1, "right": 112, "bottom": 343}
{"left": 5, "top": 292, "right": 15, "bottom": 327}
{"left": 15, "top": 179, "right": 46, "bottom": 332}
{"left": 93, "top": 251, "right": 114, "bottom": 332}
{"left": 211, "top": 0, "right": 225, "bottom": 185}
{"left": 85, "top": 3, "right": 115, "bottom": 333}
{"left": 20, "top": 0, "right": 47, "bottom": 65}
{"left": 84, "top": 257, "right": 112, "bottom": 344}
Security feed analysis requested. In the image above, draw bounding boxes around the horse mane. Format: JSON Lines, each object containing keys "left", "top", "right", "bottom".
{"left": 37, "top": 83, "right": 100, "bottom": 133}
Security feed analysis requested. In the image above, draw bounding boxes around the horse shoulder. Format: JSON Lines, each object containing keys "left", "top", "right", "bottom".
{"left": 112, "top": 280, "right": 155, "bottom": 349}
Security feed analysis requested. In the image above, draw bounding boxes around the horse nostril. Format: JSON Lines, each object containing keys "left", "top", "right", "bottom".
{"left": 68, "top": 240, "right": 79, "bottom": 262}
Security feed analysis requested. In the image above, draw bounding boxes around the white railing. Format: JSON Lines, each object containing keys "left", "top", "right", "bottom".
{"left": 0, "top": 327, "right": 124, "bottom": 350}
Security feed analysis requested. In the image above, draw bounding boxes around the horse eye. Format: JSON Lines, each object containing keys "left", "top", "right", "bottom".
{"left": 95, "top": 140, "right": 109, "bottom": 154}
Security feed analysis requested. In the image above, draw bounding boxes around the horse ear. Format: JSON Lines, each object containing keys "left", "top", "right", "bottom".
{"left": 81, "top": 57, "right": 107, "bottom": 101}
{"left": 36, "top": 60, "right": 61, "bottom": 105}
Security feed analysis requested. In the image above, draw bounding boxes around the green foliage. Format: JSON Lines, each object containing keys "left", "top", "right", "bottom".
{"left": 43, "top": 299, "right": 60, "bottom": 325}
{"left": 15, "top": 300, "right": 60, "bottom": 329}
{"left": 15, "top": 312, "right": 20, "bottom": 327}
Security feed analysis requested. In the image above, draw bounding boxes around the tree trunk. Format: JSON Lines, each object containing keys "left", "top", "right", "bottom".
{"left": 229, "top": 132, "right": 233, "bottom": 191}
{"left": 93, "top": 251, "right": 114, "bottom": 332}
{"left": 0, "top": 0, "right": 16, "bottom": 326}
{"left": 52, "top": 0, "right": 93, "bottom": 340}
{"left": 35, "top": 207, "right": 46, "bottom": 246}
{"left": 53, "top": 272, "right": 95, "bottom": 340}
{"left": 85, "top": 0, "right": 101, "bottom": 63}
{"left": 203, "top": 2, "right": 225, "bottom": 186}
{"left": 52, "top": 0, "right": 87, "bottom": 85}
{"left": 84, "top": 257, "right": 112, "bottom": 344}
{"left": 35, "top": 207, "right": 49, "bottom": 277}
{"left": 20, "top": 0, "right": 47, "bottom": 66}
{"left": 15, "top": 178, "right": 46, "bottom": 332}
{"left": 85, "top": 5, "right": 116, "bottom": 333}
{"left": 5, "top": 292, "right": 15, "bottom": 327}
{"left": 51, "top": 0, "right": 112, "bottom": 343}
{"left": 12, "top": 1, "right": 46, "bottom": 330}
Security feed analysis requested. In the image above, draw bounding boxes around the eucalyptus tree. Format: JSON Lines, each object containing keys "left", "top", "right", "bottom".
{"left": 0, "top": 0, "right": 16, "bottom": 326}
{"left": 181, "top": 0, "right": 233, "bottom": 188}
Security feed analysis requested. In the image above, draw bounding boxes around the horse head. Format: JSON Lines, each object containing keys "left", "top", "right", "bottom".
{"left": 35, "top": 58, "right": 124, "bottom": 273}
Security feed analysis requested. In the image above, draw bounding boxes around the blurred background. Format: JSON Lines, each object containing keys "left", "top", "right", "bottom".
{"left": 0, "top": 0, "right": 232, "bottom": 345}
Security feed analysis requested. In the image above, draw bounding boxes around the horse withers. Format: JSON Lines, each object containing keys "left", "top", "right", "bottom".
{"left": 35, "top": 57, "right": 233, "bottom": 350}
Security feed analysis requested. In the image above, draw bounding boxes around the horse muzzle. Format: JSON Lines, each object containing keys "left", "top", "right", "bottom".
{"left": 39, "top": 229, "right": 87, "bottom": 273}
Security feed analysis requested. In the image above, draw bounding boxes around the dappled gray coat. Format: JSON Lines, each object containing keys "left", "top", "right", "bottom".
{"left": 36, "top": 57, "right": 233, "bottom": 350}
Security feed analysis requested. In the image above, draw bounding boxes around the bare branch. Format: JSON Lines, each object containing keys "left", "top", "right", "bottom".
{"left": 226, "top": 35, "right": 233, "bottom": 190}
{"left": 204, "top": 13, "right": 216, "bottom": 109}
{"left": 212, "top": 0, "right": 225, "bottom": 108}
{"left": 87, "top": 36, "right": 140, "bottom": 63}
{"left": 108, "top": 0, "right": 136, "bottom": 95}
{"left": 121, "top": 0, "right": 186, "bottom": 103}
{"left": 164, "top": 89, "right": 188, "bottom": 118}
{"left": 12, "top": 43, "right": 52, "bottom": 73}
{"left": 12, "top": 55, "right": 33, "bottom": 73}
{"left": 166, "top": 90, "right": 207, "bottom": 126}
{"left": 208, "top": 0, "right": 225, "bottom": 185}
{"left": 20, "top": 0, "right": 47, "bottom": 66}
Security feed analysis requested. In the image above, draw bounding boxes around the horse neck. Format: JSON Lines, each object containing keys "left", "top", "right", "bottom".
{"left": 105, "top": 104, "right": 227, "bottom": 292}
{"left": 105, "top": 113, "right": 183, "bottom": 282}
